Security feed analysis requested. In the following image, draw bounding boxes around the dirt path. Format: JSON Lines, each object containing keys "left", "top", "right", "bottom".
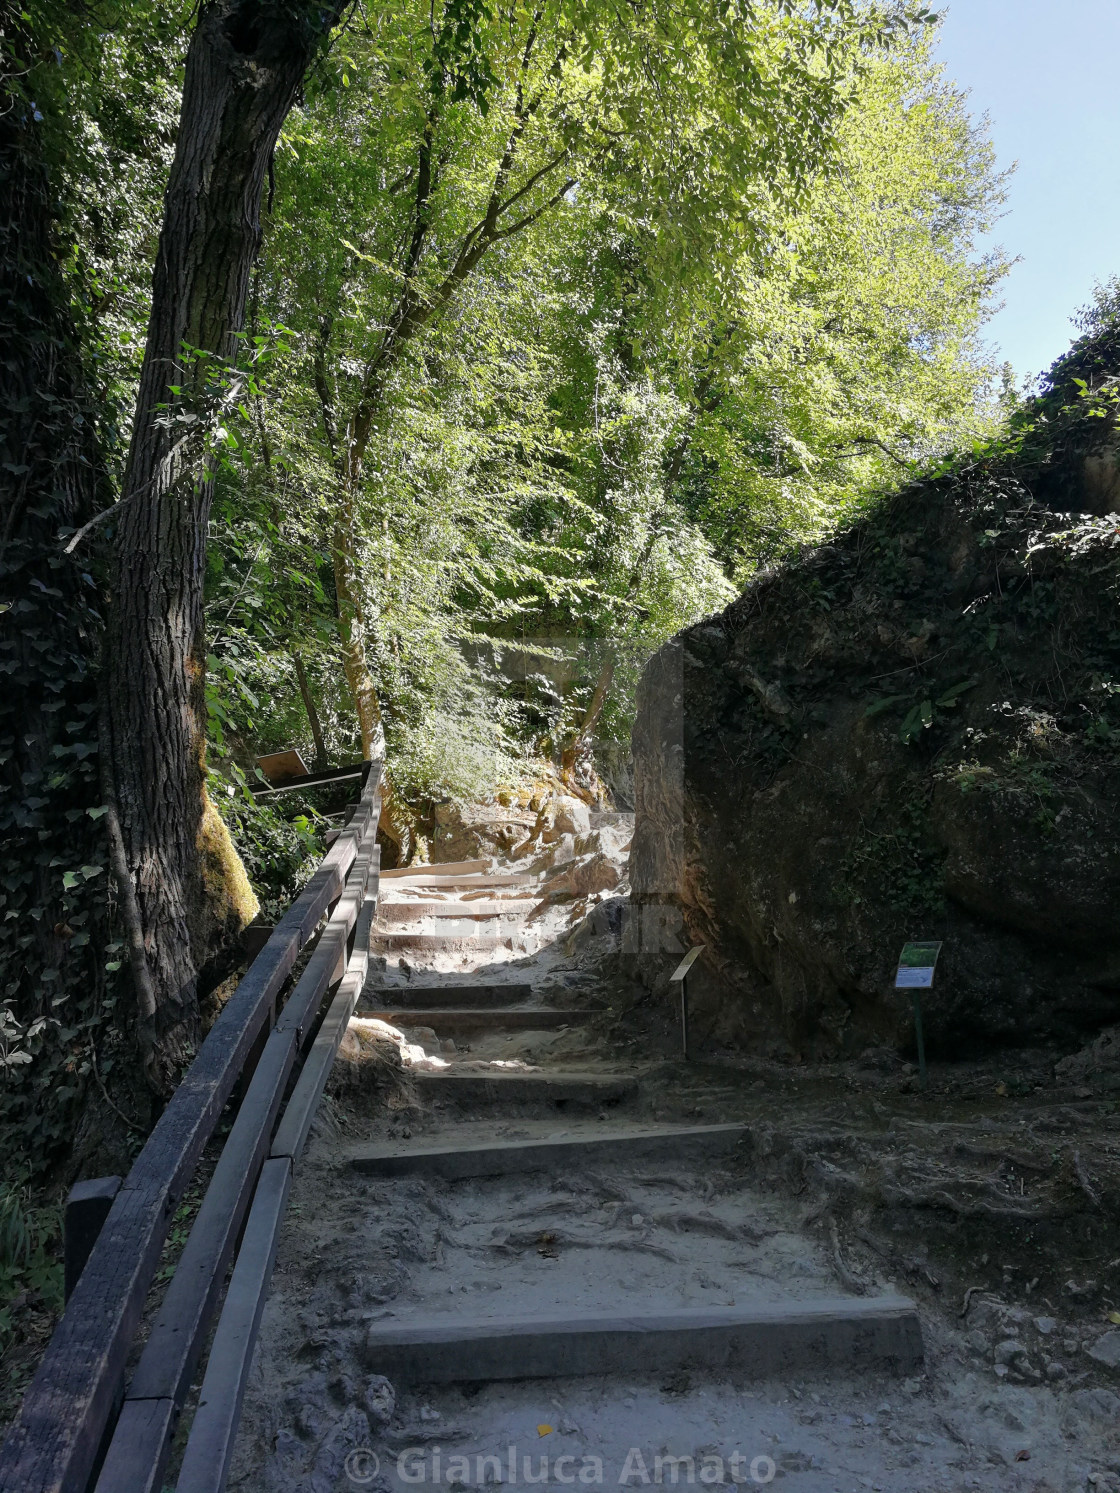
{"left": 229, "top": 840, "right": 1120, "bottom": 1493}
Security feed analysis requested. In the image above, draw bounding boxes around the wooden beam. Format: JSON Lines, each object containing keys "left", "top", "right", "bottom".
{"left": 64, "top": 1179, "right": 121, "bottom": 1305}
{"left": 270, "top": 896, "right": 374, "bottom": 1164}
{"left": 173, "top": 1159, "right": 293, "bottom": 1493}
{"left": 381, "top": 858, "right": 487, "bottom": 879}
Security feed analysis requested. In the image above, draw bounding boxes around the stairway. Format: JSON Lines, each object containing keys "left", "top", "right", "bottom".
{"left": 230, "top": 850, "right": 927, "bottom": 1493}
{"left": 348, "top": 859, "right": 922, "bottom": 1382}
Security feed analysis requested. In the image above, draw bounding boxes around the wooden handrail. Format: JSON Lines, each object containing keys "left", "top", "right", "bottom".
{"left": 0, "top": 763, "right": 380, "bottom": 1493}
{"left": 175, "top": 895, "right": 378, "bottom": 1493}
{"left": 92, "top": 841, "right": 380, "bottom": 1493}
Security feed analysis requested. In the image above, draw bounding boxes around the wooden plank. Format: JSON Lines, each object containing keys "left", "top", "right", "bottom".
{"left": 0, "top": 1180, "right": 167, "bottom": 1493}
{"left": 270, "top": 900, "right": 374, "bottom": 1165}
{"left": 0, "top": 770, "right": 380, "bottom": 1493}
{"left": 368, "top": 1007, "right": 590, "bottom": 1031}
{"left": 365, "top": 982, "right": 531, "bottom": 1008}
{"left": 381, "top": 858, "right": 487, "bottom": 879}
{"left": 381, "top": 872, "right": 530, "bottom": 889}
{"left": 254, "top": 748, "right": 308, "bottom": 786}
{"left": 174, "top": 1158, "right": 293, "bottom": 1493}
{"left": 91, "top": 1399, "right": 176, "bottom": 1493}
{"left": 372, "top": 932, "right": 513, "bottom": 952}
{"left": 95, "top": 838, "right": 379, "bottom": 1493}
{"left": 363, "top": 1297, "right": 923, "bottom": 1382}
{"left": 347, "top": 1124, "right": 748, "bottom": 1180}
{"left": 274, "top": 843, "right": 378, "bottom": 1043}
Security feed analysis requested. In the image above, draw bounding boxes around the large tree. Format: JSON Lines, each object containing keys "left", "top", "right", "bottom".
{"left": 102, "top": 0, "right": 349, "bottom": 1074}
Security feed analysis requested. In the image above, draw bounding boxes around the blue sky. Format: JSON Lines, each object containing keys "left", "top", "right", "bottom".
{"left": 932, "top": 0, "right": 1120, "bottom": 384}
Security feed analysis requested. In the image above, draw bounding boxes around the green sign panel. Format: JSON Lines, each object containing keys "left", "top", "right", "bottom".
{"left": 898, "top": 942, "right": 943, "bottom": 968}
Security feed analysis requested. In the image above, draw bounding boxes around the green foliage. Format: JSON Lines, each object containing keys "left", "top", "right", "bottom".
{"left": 865, "top": 678, "right": 977, "bottom": 744}
{"left": 0, "top": 1177, "right": 63, "bottom": 1356}
{"left": 202, "top": 5, "right": 1007, "bottom": 810}
{"left": 837, "top": 796, "right": 946, "bottom": 920}
{"left": 212, "top": 777, "right": 325, "bottom": 922}
{"left": 0, "top": 6, "right": 157, "bottom": 1178}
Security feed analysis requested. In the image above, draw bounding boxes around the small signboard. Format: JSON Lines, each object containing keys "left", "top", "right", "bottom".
{"left": 895, "top": 940, "right": 942, "bottom": 990}
{"left": 256, "top": 748, "right": 309, "bottom": 786}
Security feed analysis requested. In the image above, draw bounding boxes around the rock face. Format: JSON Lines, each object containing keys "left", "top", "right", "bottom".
{"left": 630, "top": 364, "right": 1120, "bottom": 1055}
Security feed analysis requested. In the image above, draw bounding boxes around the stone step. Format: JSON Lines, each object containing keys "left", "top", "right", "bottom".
{"left": 363, "top": 1007, "right": 592, "bottom": 1032}
{"left": 363, "top": 1298, "right": 923, "bottom": 1383}
{"left": 412, "top": 1069, "right": 639, "bottom": 1108}
{"left": 365, "top": 983, "right": 534, "bottom": 1008}
{"left": 372, "top": 932, "right": 520, "bottom": 953}
{"left": 348, "top": 1121, "right": 746, "bottom": 1179}
{"left": 377, "top": 900, "right": 537, "bottom": 923}
{"left": 381, "top": 859, "right": 489, "bottom": 879}
{"left": 382, "top": 873, "right": 537, "bottom": 891}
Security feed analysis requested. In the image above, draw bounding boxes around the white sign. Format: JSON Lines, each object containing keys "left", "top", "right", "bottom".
{"left": 895, "top": 966, "right": 934, "bottom": 989}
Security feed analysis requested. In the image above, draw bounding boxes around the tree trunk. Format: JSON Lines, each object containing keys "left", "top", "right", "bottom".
{"left": 560, "top": 657, "right": 614, "bottom": 799}
{"left": 104, "top": 0, "right": 345, "bottom": 1073}
{"left": 332, "top": 499, "right": 386, "bottom": 762}
{"left": 292, "top": 648, "right": 328, "bottom": 769}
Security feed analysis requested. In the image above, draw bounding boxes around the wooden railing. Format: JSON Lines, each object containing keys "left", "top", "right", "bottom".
{"left": 0, "top": 763, "right": 382, "bottom": 1493}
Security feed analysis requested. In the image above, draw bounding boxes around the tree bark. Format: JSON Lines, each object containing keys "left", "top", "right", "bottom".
{"left": 105, "top": 0, "right": 346, "bottom": 1072}
{"left": 292, "top": 648, "right": 328, "bottom": 769}
{"left": 560, "top": 657, "right": 614, "bottom": 797}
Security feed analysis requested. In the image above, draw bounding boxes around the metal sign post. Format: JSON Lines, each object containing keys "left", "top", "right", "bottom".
{"left": 894, "top": 941, "right": 942, "bottom": 1086}
{"left": 669, "top": 945, "right": 705, "bottom": 1061}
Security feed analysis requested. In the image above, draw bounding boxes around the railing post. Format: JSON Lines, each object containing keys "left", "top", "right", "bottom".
{"left": 65, "top": 1177, "right": 122, "bottom": 1304}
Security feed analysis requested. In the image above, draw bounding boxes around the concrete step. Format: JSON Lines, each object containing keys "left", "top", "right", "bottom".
{"left": 377, "top": 900, "right": 537, "bottom": 923}
{"left": 363, "top": 1007, "right": 592, "bottom": 1032}
{"left": 412, "top": 1069, "right": 639, "bottom": 1108}
{"left": 348, "top": 1121, "right": 746, "bottom": 1179}
{"left": 382, "top": 859, "right": 489, "bottom": 879}
{"left": 365, "top": 983, "right": 534, "bottom": 1008}
{"left": 363, "top": 1298, "right": 922, "bottom": 1383}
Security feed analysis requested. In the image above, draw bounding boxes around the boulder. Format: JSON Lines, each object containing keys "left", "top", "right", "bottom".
{"left": 629, "top": 388, "right": 1120, "bottom": 1055}
{"left": 540, "top": 794, "right": 592, "bottom": 841}
{"left": 430, "top": 799, "right": 536, "bottom": 862}
{"left": 1055, "top": 1024, "right": 1120, "bottom": 1091}
{"left": 543, "top": 851, "right": 623, "bottom": 900}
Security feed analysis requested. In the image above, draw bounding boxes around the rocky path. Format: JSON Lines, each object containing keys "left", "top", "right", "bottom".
{"left": 228, "top": 843, "right": 1118, "bottom": 1493}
